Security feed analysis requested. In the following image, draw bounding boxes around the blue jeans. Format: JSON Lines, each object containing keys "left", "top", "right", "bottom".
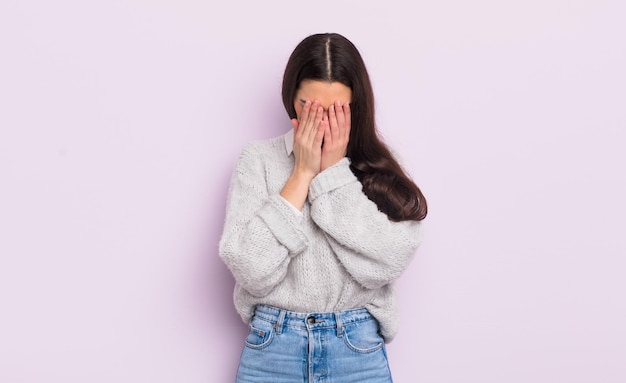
{"left": 235, "top": 304, "right": 393, "bottom": 382}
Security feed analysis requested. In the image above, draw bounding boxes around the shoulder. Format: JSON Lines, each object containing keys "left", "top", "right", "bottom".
{"left": 238, "top": 131, "right": 291, "bottom": 164}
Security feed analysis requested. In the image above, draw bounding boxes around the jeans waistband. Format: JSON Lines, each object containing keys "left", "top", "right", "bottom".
{"left": 253, "top": 304, "right": 373, "bottom": 335}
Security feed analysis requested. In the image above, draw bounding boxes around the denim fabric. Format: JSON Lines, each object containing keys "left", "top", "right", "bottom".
{"left": 236, "top": 305, "right": 393, "bottom": 383}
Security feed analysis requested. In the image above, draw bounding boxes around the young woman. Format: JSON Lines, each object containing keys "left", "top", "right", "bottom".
{"left": 219, "top": 33, "right": 427, "bottom": 382}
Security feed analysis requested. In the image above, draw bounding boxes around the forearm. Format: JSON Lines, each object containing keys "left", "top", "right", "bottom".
{"left": 220, "top": 193, "right": 309, "bottom": 296}
{"left": 309, "top": 159, "right": 423, "bottom": 287}
{"left": 280, "top": 171, "right": 314, "bottom": 211}
{"left": 322, "top": 219, "right": 422, "bottom": 288}
{"left": 219, "top": 145, "right": 309, "bottom": 296}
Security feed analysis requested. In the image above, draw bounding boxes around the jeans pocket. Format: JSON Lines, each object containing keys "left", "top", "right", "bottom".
{"left": 244, "top": 316, "right": 275, "bottom": 350}
{"left": 342, "top": 319, "right": 384, "bottom": 354}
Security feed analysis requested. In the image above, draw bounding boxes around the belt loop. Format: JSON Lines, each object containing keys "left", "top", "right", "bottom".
{"left": 334, "top": 311, "right": 343, "bottom": 337}
{"left": 274, "top": 309, "right": 287, "bottom": 335}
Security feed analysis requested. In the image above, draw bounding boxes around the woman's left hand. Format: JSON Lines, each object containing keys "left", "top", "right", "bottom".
{"left": 321, "top": 100, "right": 351, "bottom": 171}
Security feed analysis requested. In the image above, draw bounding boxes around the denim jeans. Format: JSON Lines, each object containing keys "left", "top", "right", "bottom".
{"left": 235, "top": 304, "right": 393, "bottom": 382}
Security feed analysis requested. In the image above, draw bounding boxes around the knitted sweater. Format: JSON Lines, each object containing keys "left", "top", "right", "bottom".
{"left": 219, "top": 130, "right": 423, "bottom": 342}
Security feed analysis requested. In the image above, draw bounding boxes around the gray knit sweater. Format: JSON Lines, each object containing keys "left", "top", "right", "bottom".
{"left": 219, "top": 130, "right": 423, "bottom": 342}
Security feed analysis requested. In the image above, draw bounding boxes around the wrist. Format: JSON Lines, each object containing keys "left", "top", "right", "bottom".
{"left": 280, "top": 170, "right": 314, "bottom": 211}
{"left": 291, "top": 167, "right": 317, "bottom": 183}
{"left": 321, "top": 155, "right": 344, "bottom": 172}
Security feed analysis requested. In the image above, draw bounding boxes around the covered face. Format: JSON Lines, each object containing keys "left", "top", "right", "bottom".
{"left": 294, "top": 80, "right": 352, "bottom": 120}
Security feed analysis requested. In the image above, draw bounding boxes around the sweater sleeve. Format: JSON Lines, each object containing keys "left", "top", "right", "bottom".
{"left": 219, "top": 144, "right": 309, "bottom": 297}
{"left": 308, "top": 158, "right": 423, "bottom": 290}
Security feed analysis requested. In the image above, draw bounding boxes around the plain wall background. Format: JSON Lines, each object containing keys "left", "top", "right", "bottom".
{"left": 1, "top": 0, "right": 625, "bottom": 381}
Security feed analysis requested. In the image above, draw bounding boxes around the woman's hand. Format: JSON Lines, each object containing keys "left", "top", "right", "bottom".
{"left": 292, "top": 100, "right": 326, "bottom": 179}
{"left": 280, "top": 100, "right": 326, "bottom": 210}
{"left": 321, "top": 101, "right": 351, "bottom": 171}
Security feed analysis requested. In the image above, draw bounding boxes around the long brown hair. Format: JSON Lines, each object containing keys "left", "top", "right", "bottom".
{"left": 282, "top": 33, "right": 427, "bottom": 222}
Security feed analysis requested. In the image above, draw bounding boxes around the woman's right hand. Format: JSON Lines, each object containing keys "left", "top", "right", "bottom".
{"left": 280, "top": 100, "right": 326, "bottom": 211}
{"left": 291, "top": 100, "right": 326, "bottom": 180}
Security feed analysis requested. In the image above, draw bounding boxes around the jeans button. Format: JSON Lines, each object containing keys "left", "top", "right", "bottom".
{"left": 307, "top": 316, "right": 315, "bottom": 325}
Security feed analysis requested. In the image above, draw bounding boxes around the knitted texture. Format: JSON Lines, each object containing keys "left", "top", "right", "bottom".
{"left": 219, "top": 131, "right": 423, "bottom": 342}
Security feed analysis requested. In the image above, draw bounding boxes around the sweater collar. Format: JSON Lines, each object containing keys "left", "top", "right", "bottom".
{"left": 284, "top": 128, "right": 294, "bottom": 155}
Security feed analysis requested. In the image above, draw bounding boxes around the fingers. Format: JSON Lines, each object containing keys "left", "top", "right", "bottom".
{"left": 320, "top": 100, "right": 351, "bottom": 172}
{"left": 328, "top": 100, "right": 351, "bottom": 142}
{"left": 332, "top": 101, "right": 343, "bottom": 131}
{"left": 329, "top": 103, "right": 339, "bottom": 140}
{"left": 302, "top": 101, "right": 323, "bottom": 144}
{"left": 317, "top": 114, "right": 328, "bottom": 146}
{"left": 294, "top": 100, "right": 311, "bottom": 139}
{"left": 311, "top": 102, "right": 324, "bottom": 139}
{"left": 294, "top": 100, "right": 324, "bottom": 153}
{"left": 291, "top": 101, "right": 324, "bottom": 178}
{"left": 303, "top": 101, "right": 318, "bottom": 132}
{"left": 297, "top": 100, "right": 349, "bottom": 149}
{"left": 343, "top": 102, "right": 351, "bottom": 140}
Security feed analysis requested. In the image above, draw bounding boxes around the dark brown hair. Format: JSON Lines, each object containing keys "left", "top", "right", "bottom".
{"left": 282, "top": 33, "right": 427, "bottom": 222}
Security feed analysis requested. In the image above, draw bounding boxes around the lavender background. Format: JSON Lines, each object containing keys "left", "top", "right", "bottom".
{"left": 1, "top": 0, "right": 625, "bottom": 381}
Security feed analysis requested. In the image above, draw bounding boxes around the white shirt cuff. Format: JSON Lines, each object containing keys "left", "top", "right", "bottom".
{"left": 279, "top": 195, "right": 303, "bottom": 217}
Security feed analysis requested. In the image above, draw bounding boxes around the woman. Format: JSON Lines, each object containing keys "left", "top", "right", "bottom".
{"left": 219, "top": 33, "right": 427, "bottom": 382}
